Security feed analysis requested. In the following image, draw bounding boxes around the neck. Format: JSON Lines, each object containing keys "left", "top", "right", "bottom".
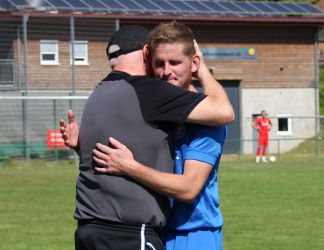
{"left": 188, "top": 84, "right": 197, "bottom": 92}
{"left": 112, "top": 51, "right": 147, "bottom": 76}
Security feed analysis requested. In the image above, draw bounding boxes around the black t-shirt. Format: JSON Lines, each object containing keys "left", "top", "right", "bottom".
{"left": 75, "top": 71, "right": 206, "bottom": 229}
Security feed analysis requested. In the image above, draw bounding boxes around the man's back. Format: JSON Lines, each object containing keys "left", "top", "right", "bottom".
{"left": 76, "top": 73, "right": 174, "bottom": 227}
{"left": 75, "top": 71, "right": 206, "bottom": 228}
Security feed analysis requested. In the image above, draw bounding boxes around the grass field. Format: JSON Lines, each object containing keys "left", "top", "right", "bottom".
{"left": 0, "top": 157, "right": 323, "bottom": 250}
{"left": 220, "top": 157, "right": 324, "bottom": 250}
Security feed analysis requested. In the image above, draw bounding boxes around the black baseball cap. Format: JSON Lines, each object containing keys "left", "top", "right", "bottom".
{"left": 106, "top": 25, "right": 149, "bottom": 60}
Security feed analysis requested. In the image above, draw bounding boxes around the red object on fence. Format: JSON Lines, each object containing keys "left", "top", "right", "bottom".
{"left": 47, "top": 130, "right": 67, "bottom": 149}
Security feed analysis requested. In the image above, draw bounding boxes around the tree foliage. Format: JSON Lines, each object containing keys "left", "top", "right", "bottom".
{"left": 319, "top": 66, "right": 324, "bottom": 115}
{"left": 320, "top": 72, "right": 324, "bottom": 115}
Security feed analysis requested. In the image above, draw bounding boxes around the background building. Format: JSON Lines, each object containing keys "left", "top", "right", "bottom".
{"left": 1, "top": 0, "right": 323, "bottom": 158}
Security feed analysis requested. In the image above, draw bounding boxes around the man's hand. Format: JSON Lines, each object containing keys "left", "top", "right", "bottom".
{"left": 93, "top": 137, "right": 135, "bottom": 175}
{"left": 60, "top": 109, "right": 79, "bottom": 149}
{"left": 186, "top": 39, "right": 235, "bottom": 126}
{"left": 192, "top": 39, "right": 207, "bottom": 80}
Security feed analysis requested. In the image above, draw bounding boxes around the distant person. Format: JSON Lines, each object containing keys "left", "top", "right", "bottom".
{"left": 252, "top": 110, "right": 272, "bottom": 163}
{"left": 60, "top": 24, "right": 234, "bottom": 250}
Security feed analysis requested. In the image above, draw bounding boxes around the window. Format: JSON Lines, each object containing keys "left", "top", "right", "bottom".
{"left": 0, "top": 59, "right": 15, "bottom": 87}
{"left": 277, "top": 114, "right": 292, "bottom": 136}
{"left": 70, "top": 41, "right": 88, "bottom": 65}
{"left": 40, "top": 40, "right": 59, "bottom": 65}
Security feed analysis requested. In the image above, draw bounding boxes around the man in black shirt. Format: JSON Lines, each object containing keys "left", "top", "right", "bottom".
{"left": 61, "top": 25, "right": 234, "bottom": 250}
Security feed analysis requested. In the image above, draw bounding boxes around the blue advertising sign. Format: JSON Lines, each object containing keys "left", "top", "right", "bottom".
{"left": 201, "top": 48, "right": 257, "bottom": 60}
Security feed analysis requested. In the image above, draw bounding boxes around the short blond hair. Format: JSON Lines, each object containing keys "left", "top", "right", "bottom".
{"left": 148, "top": 21, "right": 195, "bottom": 58}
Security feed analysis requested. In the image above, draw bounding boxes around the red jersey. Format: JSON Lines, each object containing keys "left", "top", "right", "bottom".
{"left": 255, "top": 117, "right": 271, "bottom": 137}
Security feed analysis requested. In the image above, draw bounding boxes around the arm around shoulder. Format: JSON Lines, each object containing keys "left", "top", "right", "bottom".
{"left": 187, "top": 94, "right": 235, "bottom": 126}
{"left": 93, "top": 138, "right": 212, "bottom": 203}
{"left": 186, "top": 41, "right": 235, "bottom": 126}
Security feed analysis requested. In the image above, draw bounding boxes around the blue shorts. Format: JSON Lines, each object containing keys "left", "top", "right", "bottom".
{"left": 165, "top": 228, "right": 222, "bottom": 250}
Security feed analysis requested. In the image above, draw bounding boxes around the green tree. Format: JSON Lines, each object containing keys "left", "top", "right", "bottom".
{"left": 320, "top": 67, "right": 324, "bottom": 115}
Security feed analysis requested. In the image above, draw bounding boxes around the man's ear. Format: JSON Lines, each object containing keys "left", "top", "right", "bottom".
{"left": 191, "top": 54, "right": 200, "bottom": 74}
{"left": 142, "top": 45, "right": 150, "bottom": 63}
{"left": 142, "top": 45, "right": 154, "bottom": 77}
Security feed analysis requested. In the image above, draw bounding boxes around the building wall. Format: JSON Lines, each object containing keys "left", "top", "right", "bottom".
{"left": 190, "top": 25, "right": 318, "bottom": 154}
{"left": 15, "top": 39, "right": 110, "bottom": 90}
{"left": 241, "top": 88, "right": 316, "bottom": 154}
{"left": 191, "top": 25, "right": 316, "bottom": 88}
{"left": 11, "top": 17, "right": 116, "bottom": 90}
{"left": 8, "top": 21, "right": 317, "bottom": 91}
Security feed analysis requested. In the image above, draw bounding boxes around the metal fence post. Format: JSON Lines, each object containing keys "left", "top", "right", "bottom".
{"left": 17, "top": 27, "right": 22, "bottom": 89}
{"left": 22, "top": 15, "right": 30, "bottom": 162}
{"left": 53, "top": 99, "right": 58, "bottom": 161}
{"left": 70, "top": 16, "right": 76, "bottom": 111}
{"left": 238, "top": 139, "right": 241, "bottom": 160}
{"left": 22, "top": 92, "right": 30, "bottom": 161}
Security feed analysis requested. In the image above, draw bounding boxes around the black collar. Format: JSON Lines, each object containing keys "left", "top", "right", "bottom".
{"left": 101, "top": 70, "right": 131, "bottom": 82}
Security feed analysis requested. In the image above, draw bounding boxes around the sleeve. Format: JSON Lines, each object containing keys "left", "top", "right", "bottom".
{"left": 129, "top": 76, "right": 206, "bottom": 125}
{"left": 184, "top": 126, "right": 226, "bottom": 166}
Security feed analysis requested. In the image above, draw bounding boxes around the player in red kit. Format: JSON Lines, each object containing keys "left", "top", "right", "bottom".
{"left": 252, "top": 110, "right": 272, "bottom": 163}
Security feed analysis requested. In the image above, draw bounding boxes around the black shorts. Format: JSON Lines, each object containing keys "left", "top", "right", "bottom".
{"left": 75, "top": 220, "right": 164, "bottom": 250}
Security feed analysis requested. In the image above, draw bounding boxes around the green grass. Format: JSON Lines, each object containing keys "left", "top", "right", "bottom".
{"left": 0, "top": 160, "right": 78, "bottom": 250}
{"left": 284, "top": 127, "right": 324, "bottom": 157}
{"left": 0, "top": 158, "right": 324, "bottom": 250}
{"left": 220, "top": 157, "right": 324, "bottom": 250}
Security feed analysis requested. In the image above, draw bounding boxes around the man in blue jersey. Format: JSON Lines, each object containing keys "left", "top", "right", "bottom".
{"left": 93, "top": 22, "right": 229, "bottom": 250}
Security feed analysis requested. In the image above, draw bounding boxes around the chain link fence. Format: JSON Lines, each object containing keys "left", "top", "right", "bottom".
{"left": 226, "top": 116, "right": 324, "bottom": 161}
{"left": 0, "top": 13, "right": 115, "bottom": 163}
{"left": 0, "top": 96, "right": 87, "bottom": 162}
{"left": 0, "top": 96, "right": 323, "bottom": 164}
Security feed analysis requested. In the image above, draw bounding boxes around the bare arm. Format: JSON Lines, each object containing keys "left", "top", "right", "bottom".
{"left": 186, "top": 40, "right": 235, "bottom": 126}
{"left": 268, "top": 118, "right": 272, "bottom": 130}
{"left": 252, "top": 119, "right": 258, "bottom": 130}
{"left": 93, "top": 137, "right": 212, "bottom": 203}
